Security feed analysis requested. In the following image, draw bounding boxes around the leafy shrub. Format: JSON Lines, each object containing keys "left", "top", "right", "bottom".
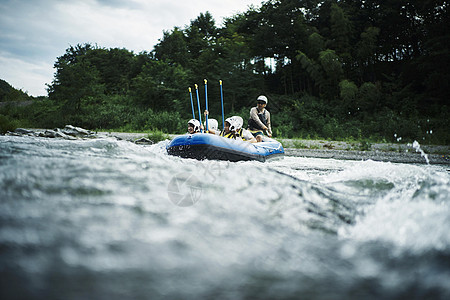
{"left": 146, "top": 110, "right": 184, "bottom": 133}
{"left": 0, "top": 114, "right": 18, "bottom": 133}
{"left": 147, "top": 130, "right": 170, "bottom": 143}
{"left": 359, "top": 140, "right": 372, "bottom": 151}
{"left": 339, "top": 79, "right": 358, "bottom": 103}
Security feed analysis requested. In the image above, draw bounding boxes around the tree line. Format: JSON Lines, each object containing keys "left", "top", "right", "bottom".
{"left": 1, "top": 0, "right": 448, "bottom": 144}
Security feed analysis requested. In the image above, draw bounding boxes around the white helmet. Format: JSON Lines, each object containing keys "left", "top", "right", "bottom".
{"left": 233, "top": 116, "right": 243, "bottom": 130}
{"left": 188, "top": 119, "right": 200, "bottom": 132}
{"left": 257, "top": 95, "right": 268, "bottom": 104}
{"left": 204, "top": 118, "right": 218, "bottom": 131}
{"left": 225, "top": 117, "right": 238, "bottom": 132}
{"left": 225, "top": 116, "right": 243, "bottom": 132}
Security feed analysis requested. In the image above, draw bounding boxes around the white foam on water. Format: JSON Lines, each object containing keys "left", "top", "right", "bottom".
{"left": 411, "top": 140, "right": 430, "bottom": 164}
{"left": 335, "top": 160, "right": 450, "bottom": 252}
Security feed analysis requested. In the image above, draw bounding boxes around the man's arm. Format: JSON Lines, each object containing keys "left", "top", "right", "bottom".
{"left": 266, "top": 111, "right": 272, "bottom": 136}
{"left": 242, "top": 129, "right": 257, "bottom": 143}
{"left": 250, "top": 107, "right": 268, "bottom": 130}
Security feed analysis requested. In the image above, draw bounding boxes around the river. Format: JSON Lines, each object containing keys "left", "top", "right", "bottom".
{"left": 1, "top": 135, "right": 449, "bottom": 299}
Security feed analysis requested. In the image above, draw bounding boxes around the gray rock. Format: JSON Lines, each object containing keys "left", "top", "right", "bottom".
{"left": 14, "top": 128, "right": 34, "bottom": 135}
{"left": 134, "top": 137, "right": 154, "bottom": 145}
{"left": 6, "top": 131, "right": 22, "bottom": 136}
{"left": 61, "top": 125, "right": 95, "bottom": 137}
{"left": 37, "top": 129, "right": 76, "bottom": 140}
{"left": 6, "top": 126, "right": 95, "bottom": 140}
{"left": 39, "top": 130, "right": 57, "bottom": 138}
{"left": 55, "top": 128, "right": 77, "bottom": 140}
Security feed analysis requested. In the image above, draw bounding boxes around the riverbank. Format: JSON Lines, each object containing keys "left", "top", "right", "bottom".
{"left": 279, "top": 138, "right": 450, "bottom": 165}
{"left": 5, "top": 128, "right": 450, "bottom": 165}
{"left": 284, "top": 148, "right": 449, "bottom": 165}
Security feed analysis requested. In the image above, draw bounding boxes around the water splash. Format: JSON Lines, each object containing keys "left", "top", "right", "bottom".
{"left": 411, "top": 140, "right": 430, "bottom": 164}
{"left": 394, "top": 133, "right": 402, "bottom": 142}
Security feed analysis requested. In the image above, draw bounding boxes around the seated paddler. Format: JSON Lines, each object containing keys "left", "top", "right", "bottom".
{"left": 220, "top": 116, "right": 256, "bottom": 143}
{"left": 202, "top": 110, "right": 220, "bottom": 135}
{"left": 187, "top": 119, "right": 201, "bottom": 134}
{"left": 247, "top": 95, "right": 272, "bottom": 142}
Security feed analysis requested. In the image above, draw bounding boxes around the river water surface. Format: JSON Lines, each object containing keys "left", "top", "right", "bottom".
{"left": 1, "top": 136, "right": 449, "bottom": 299}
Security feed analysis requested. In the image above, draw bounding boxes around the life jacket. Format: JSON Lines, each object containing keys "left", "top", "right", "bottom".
{"left": 248, "top": 109, "right": 268, "bottom": 131}
{"left": 220, "top": 128, "right": 249, "bottom": 141}
{"left": 220, "top": 130, "right": 236, "bottom": 139}
{"left": 236, "top": 128, "right": 250, "bottom": 141}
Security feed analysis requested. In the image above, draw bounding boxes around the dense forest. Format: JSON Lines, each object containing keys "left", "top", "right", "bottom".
{"left": 1, "top": 0, "right": 449, "bottom": 144}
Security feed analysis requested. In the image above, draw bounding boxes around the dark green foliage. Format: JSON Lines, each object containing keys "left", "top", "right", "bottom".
{"left": 146, "top": 130, "right": 170, "bottom": 143}
{"left": 154, "top": 27, "right": 190, "bottom": 67}
{"left": 1, "top": 1, "right": 448, "bottom": 145}
{"left": 0, "top": 79, "right": 31, "bottom": 102}
{"left": 0, "top": 114, "right": 25, "bottom": 133}
{"left": 130, "top": 60, "right": 189, "bottom": 111}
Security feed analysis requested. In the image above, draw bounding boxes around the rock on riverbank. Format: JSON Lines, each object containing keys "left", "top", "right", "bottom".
{"left": 6, "top": 127, "right": 155, "bottom": 144}
{"left": 8, "top": 125, "right": 95, "bottom": 140}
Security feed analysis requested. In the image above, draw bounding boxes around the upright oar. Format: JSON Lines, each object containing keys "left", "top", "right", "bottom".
{"left": 219, "top": 80, "right": 225, "bottom": 129}
{"left": 204, "top": 79, "right": 209, "bottom": 132}
{"left": 188, "top": 87, "right": 195, "bottom": 119}
{"left": 194, "top": 84, "right": 203, "bottom": 132}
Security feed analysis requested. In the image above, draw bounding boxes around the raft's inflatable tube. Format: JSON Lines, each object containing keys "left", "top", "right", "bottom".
{"left": 166, "top": 134, "right": 284, "bottom": 162}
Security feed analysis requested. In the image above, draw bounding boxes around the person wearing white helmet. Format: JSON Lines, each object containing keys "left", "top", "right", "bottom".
{"left": 234, "top": 116, "right": 257, "bottom": 142}
{"left": 205, "top": 118, "right": 218, "bottom": 132}
{"left": 203, "top": 118, "right": 219, "bottom": 135}
{"left": 248, "top": 95, "right": 272, "bottom": 142}
{"left": 220, "top": 116, "right": 239, "bottom": 139}
{"left": 220, "top": 116, "right": 256, "bottom": 142}
{"left": 187, "top": 119, "right": 201, "bottom": 134}
{"left": 201, "top": 110, "right": 220, "bottom": 135}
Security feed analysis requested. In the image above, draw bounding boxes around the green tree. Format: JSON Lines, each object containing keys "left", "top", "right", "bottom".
{"left": 131, "top": 60, "right": 189, "bottom": 111}
{"left": 296, "top": 49, "right": 343, "bottom": 99}
{"left": 296, "top": 51, "right": 325, "bottom": 95}
{"left": 0, "top": 79, "right": 31, "bottom": 102}
{"left": 339, "top": 79, "right": 358, "bottom": 113}
{"left": 89, "top": 47, "right": 135, "bottom": 95}
{"left": 47, "top": 44, "right": 104, "bottom": 112}
{"left": 185, "top": 12, "right": 217, "bottom": 61}
{"left": 356, "top": 26, "right": 380, "bottom": 82}
{"left": 330, "top": 3, "right": 352, "bottom": 58}
{"left": 154, "top": 27, "right": 190, "bottom": 67}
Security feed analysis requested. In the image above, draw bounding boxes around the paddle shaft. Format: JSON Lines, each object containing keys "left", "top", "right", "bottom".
{"left": 195, "top": 84, "right": 203, "bottom": 132}
{"left": 204, "top": 79, "right": 208, "bottom": 132}
{"left": 219, "top": 80, "right": 225, "bottom": 130}
{"left": 188, "top": 87, "right": 195, "bottom": 119}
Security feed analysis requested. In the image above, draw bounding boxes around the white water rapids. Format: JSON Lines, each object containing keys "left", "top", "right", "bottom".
{"left": 0, "top": 135, "right": 449, "bottom": 299}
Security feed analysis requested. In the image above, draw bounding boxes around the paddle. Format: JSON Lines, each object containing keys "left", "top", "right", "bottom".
{"left": 194, "top": 84, "right": 203, "bottom": 132}
{"left": 219, "top": 80, "right": 225, "bottom": 130}
{"left": 204, "top": 79, "right": 208, "bottom": 132}
{"left": 188, "top": 87, "right": 195, "bottom": 119}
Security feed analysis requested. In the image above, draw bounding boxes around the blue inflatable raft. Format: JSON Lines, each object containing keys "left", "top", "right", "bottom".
{"left": 167, "top": 134, "right": 284, "bottom": 162}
